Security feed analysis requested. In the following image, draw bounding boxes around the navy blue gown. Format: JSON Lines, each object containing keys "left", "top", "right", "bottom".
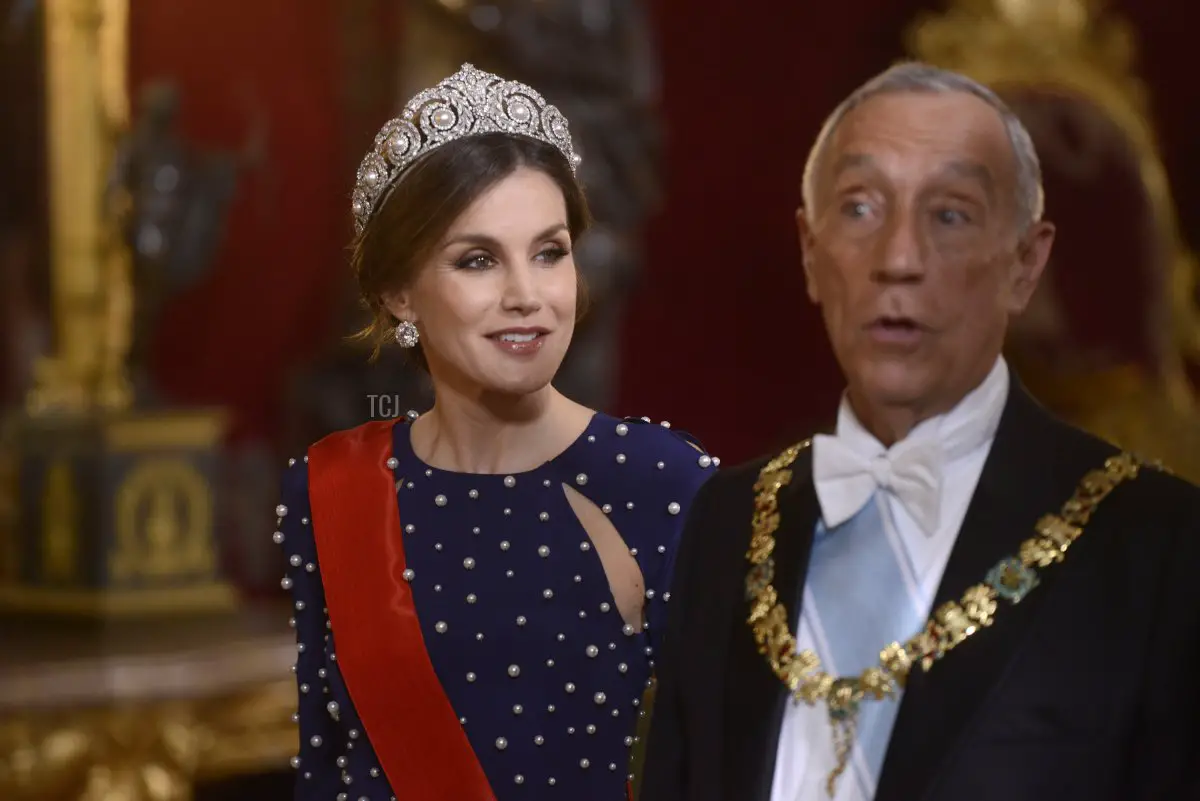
{"left": 277, "top": 412, "right": 715, "bottom": 800}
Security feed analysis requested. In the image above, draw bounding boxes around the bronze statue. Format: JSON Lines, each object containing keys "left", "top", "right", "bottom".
{"left": 105, "top": 81, "right": 263, "bottom": 403}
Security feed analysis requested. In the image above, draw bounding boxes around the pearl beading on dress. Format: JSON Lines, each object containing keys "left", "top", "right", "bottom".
{"left": 276, "top": 414, "right": 716, "bottom": 799}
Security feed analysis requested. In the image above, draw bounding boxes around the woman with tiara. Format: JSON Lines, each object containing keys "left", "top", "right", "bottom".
{"left": 275, "top": 64, "right": 716, "bottom": 801}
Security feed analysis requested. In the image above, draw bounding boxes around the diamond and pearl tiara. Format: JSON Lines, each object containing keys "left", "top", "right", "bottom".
{"left": 351, "top": 63, "right": 581, "bottom": 235}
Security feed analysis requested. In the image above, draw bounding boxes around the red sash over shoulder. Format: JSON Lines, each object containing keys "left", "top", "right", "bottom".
{"left": 307, "top": 420, "right": 496, "bottom": 801}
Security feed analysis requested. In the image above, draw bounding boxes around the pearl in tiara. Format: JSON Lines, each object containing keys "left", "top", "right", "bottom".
{"left": 351, "top": 63, "right": 581, "bottom": 235}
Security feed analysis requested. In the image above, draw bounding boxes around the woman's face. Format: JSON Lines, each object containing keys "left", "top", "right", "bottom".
{"left": 384, "top": 167, "right": 578, "bottom": 398}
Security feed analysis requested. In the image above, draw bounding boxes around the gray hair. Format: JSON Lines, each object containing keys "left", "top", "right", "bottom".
{"left": 800, "top": 61, "right": 1045, "bottom": 233}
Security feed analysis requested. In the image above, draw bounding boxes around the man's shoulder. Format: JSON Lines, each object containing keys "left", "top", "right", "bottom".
{"left": 1123, "top": 458, "right": 1200, "bottom": 523}
{"left": 700, "top": 452, "right": 777, "bottom": 496}
{"left": 1045, "top": 411, "right": 1200, "bottom": 524}
{"left": 694, "top": 442, "right": 812, "bottom": 509}
{"left": 673, "top": 444, "right": 815, "bottom": 583}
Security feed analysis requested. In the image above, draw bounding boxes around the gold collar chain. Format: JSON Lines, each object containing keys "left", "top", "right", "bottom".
{"left": 746, "top": 441, "right": 1148, "bottom": 797}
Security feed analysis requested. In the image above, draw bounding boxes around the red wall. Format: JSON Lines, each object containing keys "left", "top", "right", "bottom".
{"left": 617, "top": 0, "right": 944, "bottom": 460}
{"left": 130, "top": 0, "right": 347, "bottom": 443}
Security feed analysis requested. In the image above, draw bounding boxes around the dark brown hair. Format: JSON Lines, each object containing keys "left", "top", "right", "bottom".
{"left": 351, "top": 132, "right": 592, "bottom": 365}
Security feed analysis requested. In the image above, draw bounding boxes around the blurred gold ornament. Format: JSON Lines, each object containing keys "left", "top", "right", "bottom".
{"left": 29, "top": 0, "right": 135, "bottom": 416}
{"left": 906, "top": 0, "right": 1200, "bottom": 418}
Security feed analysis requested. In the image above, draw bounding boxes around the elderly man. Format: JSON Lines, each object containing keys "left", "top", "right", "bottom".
{"left": 640, "top": 62, "right": 1200, "bottom": 801}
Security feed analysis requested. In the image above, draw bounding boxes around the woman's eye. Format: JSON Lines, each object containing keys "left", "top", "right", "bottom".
{"left": 455, "top": 253, "right": 494, "bottom": 270}
{"left": 536, "top": 246, "right": 569, "bottom": 264}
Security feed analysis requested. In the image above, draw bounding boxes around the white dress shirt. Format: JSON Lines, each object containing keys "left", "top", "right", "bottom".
{"left": 768, "top": 357, "right": 1010, "bottom": 801}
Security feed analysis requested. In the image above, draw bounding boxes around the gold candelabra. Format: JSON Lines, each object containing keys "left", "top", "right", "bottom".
{"left": 1, "top": 0, "right": 236, "bottom": 620}
{"left": 28, "top": 0, "right": 133, "bottom": 416}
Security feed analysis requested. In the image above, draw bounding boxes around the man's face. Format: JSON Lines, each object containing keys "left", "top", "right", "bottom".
{"left": 798, "top": 90, "right": 1055, "bottom": 429}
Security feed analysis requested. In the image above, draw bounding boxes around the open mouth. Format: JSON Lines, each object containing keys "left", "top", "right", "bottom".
{"left": 871, "top": 316, "right": 920, "bottom": 332}
{"left": 487, "top": 328, "right": 549, "bottom": 355}
{"left": 865, "top": 316, "right": 925, "bottom": 345}
{"left": 493, "top": 331, "right": 542, "bottom": 343}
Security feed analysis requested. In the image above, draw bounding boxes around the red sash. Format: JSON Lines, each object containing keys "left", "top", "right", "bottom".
{"left": 307, "top": 420, "right": 496, "bottom": 801}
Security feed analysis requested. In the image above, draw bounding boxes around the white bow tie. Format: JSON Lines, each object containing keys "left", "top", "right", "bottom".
{"left": 812, "top": 434, "right": 944, "bottom": 536}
